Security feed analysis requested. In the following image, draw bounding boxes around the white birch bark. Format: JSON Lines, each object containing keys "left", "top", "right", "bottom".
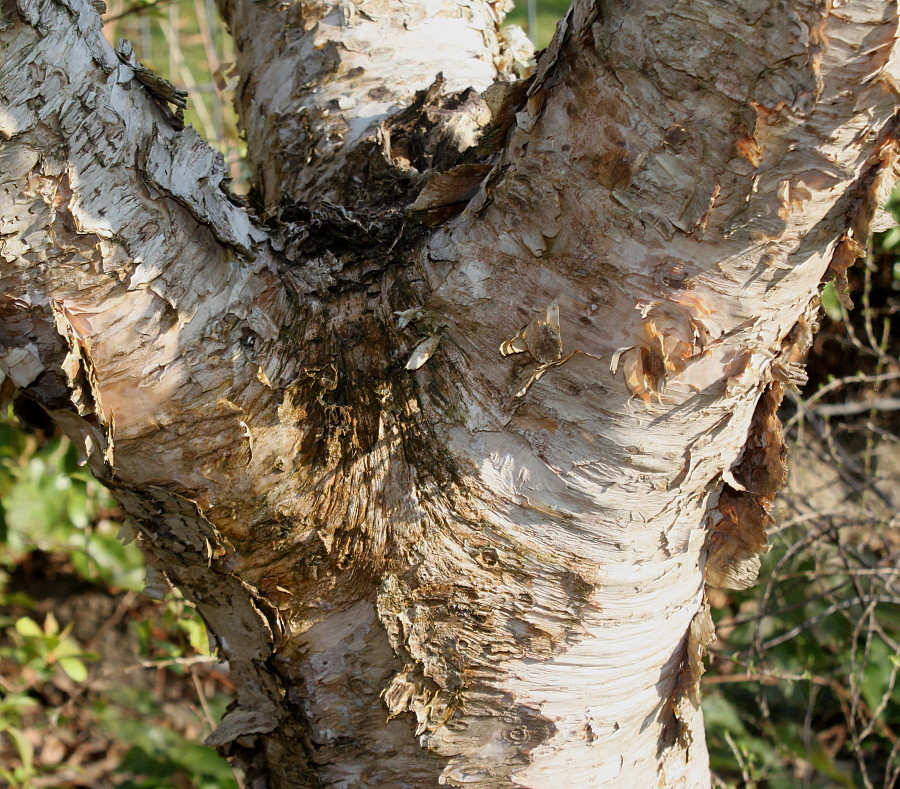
{"left": 1, "top": 0, "right": 898, "bottom": 786}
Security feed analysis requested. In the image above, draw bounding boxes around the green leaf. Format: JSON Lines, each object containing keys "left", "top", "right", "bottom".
{"left": 14, "top": 616, "right": 43, "bottom": 639}
{"left": 859, "top": 638, "right": 892, "bottom": 714}
{"left": 702, "top": 693, "right": 749, "bottom": 736}
{"left": 879, "top": 225, "right": 900, "bottom": 251}
{"left": 70, "top": 532, "right": 145, "bottom": 591}
{"left": 58, "top": 656, "right": 89, "bottom": 683}
{"left": 5, "top": 726, "right": 34, "bottom": 776}
{"left": 0, "top": 693, "right": 39, "bottom": 713}
{"left": 45, "top": 611, "right": 60, "bottom": 636}
{"left": 53, "top": 637, "right": 88, "bottom": 659}
{"left": 820, "top": 281, "right": 843, "bottom": 321}
{"left": 178, "top": 616, "right": 211, "bottom": 656}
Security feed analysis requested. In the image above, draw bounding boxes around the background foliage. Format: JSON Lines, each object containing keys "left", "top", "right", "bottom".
{"left": 0, "top": 3, "right": 897, "bottom": 787}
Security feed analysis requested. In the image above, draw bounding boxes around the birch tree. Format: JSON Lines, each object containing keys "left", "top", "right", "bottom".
{"left": 1, "top": 0, "right": 898, "bottom": 785}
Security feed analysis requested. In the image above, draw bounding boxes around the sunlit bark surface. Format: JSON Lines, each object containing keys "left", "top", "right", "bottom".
{"left": 1, "top": 0, "right": 898, "bottom": 786}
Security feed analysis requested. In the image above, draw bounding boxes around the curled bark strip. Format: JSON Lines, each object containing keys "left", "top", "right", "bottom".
{"left": 732, "top": 382, "right": 788, "bottom": 498}
{"left": 664, "top": 597, "right": 715, "bottom": 751}
{"left": 825, "top": 116, "right": 900, "bottom": 307}
{"left": 412, "top": 164, "right": 494, "bottom": 212}
{"left": 705, "top": 384, "right": 787, "bottom": 591}
{"left": 705, "top": 487, "right": 773, "bottom": 592}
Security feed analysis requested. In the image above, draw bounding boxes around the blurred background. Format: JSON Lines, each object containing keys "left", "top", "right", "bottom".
{"left": 0, "top": 4, "right": 897, "bottom": 787}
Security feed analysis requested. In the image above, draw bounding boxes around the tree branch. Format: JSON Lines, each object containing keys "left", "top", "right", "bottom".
{"left": 0, "top": 0, "right": 298, "bottom": 476}
{"left": 0, "top": 1, "right": 327, "bottom": 777}
{"left": 382, "top": 0, "right": 900, "bottom": 782}
{"left": 216, "top": 0, "right": 528, "bottom": 211}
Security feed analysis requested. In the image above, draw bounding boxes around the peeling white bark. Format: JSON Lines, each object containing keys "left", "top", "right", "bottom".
{"left": 1, "top": 0, "right": 898, "bottom": 786}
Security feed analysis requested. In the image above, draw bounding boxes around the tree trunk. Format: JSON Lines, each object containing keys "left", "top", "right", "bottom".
{"left": 1, "top": 0, "right": 897, "bottom": 786}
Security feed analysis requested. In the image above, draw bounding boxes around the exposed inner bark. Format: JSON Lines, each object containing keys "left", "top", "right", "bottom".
{"left": 1, "top": 0, "right": 898, "bottom": 787}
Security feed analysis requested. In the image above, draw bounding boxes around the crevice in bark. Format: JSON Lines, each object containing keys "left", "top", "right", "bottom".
{"left": 262, "top": 72, "right": 530, "bottom": 228}
{"left": 270, "top": 203, "right": 430, "bottom": 302}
